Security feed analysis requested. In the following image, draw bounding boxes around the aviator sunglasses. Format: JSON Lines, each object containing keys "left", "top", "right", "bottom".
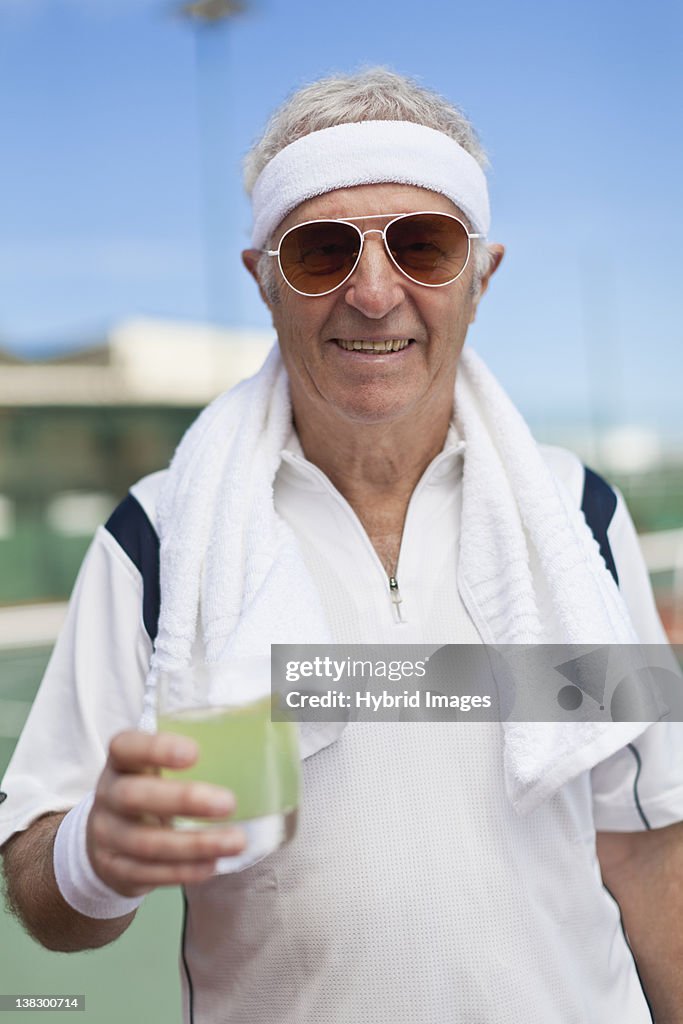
{"left": 263, "top": 211, "right": 484, "bottom": 297}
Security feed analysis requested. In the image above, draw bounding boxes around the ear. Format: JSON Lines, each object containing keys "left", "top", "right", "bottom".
{"left": 469, "top": 243, "right": 505, "bottom": 323}
{"left": 242, "top": 248, "right": 276, "bottom": 310}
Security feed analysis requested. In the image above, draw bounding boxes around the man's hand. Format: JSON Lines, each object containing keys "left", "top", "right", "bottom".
{"left": 1, "top": 729, "right": 248, "bottom": 953}
{"left": 88, "top": 729, "right": 247, "bottom": 898}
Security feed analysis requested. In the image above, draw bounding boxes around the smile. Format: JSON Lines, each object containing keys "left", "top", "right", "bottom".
{"left": 333, "top": 338, "right": 415, "bottom": 353}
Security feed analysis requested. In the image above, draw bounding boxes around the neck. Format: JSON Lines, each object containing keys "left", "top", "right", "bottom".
{"left": 292, "top": 395, "right": 453, "bottom": 507}
{"left": 290, "top": 385, "right": 455, "bottom": 577}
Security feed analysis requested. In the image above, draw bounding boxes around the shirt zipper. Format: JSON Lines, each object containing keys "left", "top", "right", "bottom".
{"left": 388, "top": 576, "right": 404, "bottom": 623}
{"left": 281, "top": 443, "right": 464, "bottom": 625}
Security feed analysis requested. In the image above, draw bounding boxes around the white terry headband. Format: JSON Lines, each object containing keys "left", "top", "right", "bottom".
{"left": 250, "top": 120, "right": 490, "bottom": 249}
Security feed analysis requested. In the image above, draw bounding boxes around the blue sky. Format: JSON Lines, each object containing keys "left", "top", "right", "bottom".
{"left": 0, "top": 0, "right": 681, "bottom": 434}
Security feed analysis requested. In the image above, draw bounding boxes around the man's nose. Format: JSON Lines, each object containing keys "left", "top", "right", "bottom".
{"left": 343, "top": 233, "right": 406, "bottom": 318}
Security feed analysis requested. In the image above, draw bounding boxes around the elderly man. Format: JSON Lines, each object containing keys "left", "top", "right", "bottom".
{"left": 2, "top": 68, "right": 683, "bottom": 1024}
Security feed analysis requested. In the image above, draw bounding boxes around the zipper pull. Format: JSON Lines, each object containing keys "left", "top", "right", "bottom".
{"left": 389, "top": 576, "right": 404, "bottom": 623}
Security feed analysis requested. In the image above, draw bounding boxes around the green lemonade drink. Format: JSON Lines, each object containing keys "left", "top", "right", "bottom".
{"left": 159, "top": 695, "right": 300, "bottom": 830}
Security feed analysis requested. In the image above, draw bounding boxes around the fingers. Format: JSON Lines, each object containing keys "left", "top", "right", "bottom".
{"left": 91, "top": 809, "right": 246, "bottom": 865}
{"left": 103, "top": 730, "right": 235, "bottom": 822}
{"left": 105, "top": 772, "right": 236, "bottom": 821}
{"left": 93, "top": 849, "right": 221, "bottom": 896}
{"left": 86, "top": 730, "right": 248, "bottom": 896}
{"left": 87, "top": 804, "right": 247, "bottom": 896}
{"left": 108, "top": 729, "right": 199, "bottom": 774}
{"left": 89, "top": 804, "right": 246, "bottom": 896}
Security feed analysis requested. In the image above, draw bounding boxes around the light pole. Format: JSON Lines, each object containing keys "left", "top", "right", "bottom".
{"left": 178, "top": 0, "right": 247, "bottom": 326}
{"left": 180, "top": 1, "right": 245, "bottom": 24}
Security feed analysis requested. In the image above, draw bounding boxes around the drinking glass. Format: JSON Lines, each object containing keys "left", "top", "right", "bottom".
{"left": 156, "top": 660, "right": 299, "bottom": 872}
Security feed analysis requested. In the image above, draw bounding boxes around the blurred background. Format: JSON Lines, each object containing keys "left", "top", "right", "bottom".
{"left": 0, "top": 0, "right": 681, "bottom": 1019}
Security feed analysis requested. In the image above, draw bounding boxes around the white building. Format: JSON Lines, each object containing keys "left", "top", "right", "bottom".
{"left": 0, "top": 318, "right": 274, "bottom": 407}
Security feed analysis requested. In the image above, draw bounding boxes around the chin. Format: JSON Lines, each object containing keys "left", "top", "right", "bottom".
{"left": 331, "top": 397, "right": 418, "bottom": 426}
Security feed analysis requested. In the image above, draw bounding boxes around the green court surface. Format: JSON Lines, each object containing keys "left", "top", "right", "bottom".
{"left": 0, "top": 647, "right": 183, "bottom": 1024}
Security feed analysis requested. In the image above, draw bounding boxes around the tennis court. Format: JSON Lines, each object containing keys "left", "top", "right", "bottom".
{"left": 0, "top": 645, "right": 183, "bottom": 1024}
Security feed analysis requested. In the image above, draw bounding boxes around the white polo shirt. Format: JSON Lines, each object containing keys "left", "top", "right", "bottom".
{"left": 2, "top": 434, "right": 682, "bottom": 1024}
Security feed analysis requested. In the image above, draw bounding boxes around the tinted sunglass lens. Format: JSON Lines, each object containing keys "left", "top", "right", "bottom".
{"left": 279, "top": 222, "right": 360, "bottom": 295}
{"left": 386, "top": 213, "right": 469, "bottom": 285}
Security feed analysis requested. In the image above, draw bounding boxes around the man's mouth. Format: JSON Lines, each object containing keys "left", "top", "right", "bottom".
{"left": 332, "top": 338, "right": 415, "bottom": 353}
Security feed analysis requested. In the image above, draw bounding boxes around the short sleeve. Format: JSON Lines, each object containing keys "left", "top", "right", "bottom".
{"left": 591, "top": 492, "right": 683, "bottom": 830}
{"left": 0, "top": 526, "right": 152, "bottom": 846}
{"left": 591, "top": 722, "right": 683, "bottom": 831}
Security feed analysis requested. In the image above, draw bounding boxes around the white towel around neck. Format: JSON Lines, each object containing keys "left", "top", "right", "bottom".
{"left": 140, "top": 343, "right": 651, "bottom": 814}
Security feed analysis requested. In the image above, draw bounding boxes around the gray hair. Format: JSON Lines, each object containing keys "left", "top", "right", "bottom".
{"left": 244, "top": 67, "right": 493, "bottom": 302}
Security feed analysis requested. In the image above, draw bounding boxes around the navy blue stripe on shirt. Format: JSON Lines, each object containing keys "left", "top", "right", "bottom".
{"left": 581, "top": 467, "right": 619, "bottom": 587}
{"left": 627, "top": 742, "right": 652, "bottom": 830}
{"left": 105, "top": 494, "right": 160, "bottom": 643}
{"left": 181, "top": 890, "right": 196, "bottom": 1024}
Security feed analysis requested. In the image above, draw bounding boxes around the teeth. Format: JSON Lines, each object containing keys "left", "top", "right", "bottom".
{"left": 336, "top": 339, "right": 411, "bottom": 353}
